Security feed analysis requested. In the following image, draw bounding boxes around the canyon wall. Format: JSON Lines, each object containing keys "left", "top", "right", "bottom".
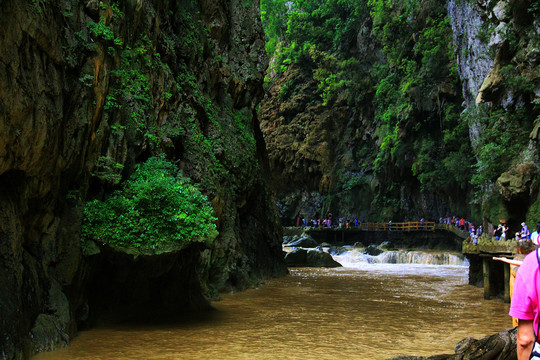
{"left": 259, "top": 0, "right": 539, "bottom": 231}
{"left": 0, "top": 0, "right": 286, "bottom": 358}
{"left": 448, "top": 0, "right": 540, "bottom": 232}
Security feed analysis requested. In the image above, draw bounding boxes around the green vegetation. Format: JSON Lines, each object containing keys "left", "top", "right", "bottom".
{"left": 368, "top": 0, "right": 471, "bottom": 201}
{"left": 261, "top": 0, "right": 476, "bottom": 219}
{"left": 82, "top": 157, "right": 218, "bottom": 252}
{"left": 78, "top": 0, "right": 262, "bottom": 254}
{"left": 465, "top": 104, "right": 530, "bottom": 190}
{"left": 261, "top": 0, "right": 366, "bottom": 91}
{"left": 92, "top": 156, "right": 124, "bottom": 185}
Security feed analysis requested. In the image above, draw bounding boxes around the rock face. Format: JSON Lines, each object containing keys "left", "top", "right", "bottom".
{"left": 447, "top": 0, "right": 494, "bottom": 108}
{"left": 283, "top": 233, "right": 319, "bottom": 248}
{"left": 259, "top": 64, "right": 380, "bottom": 222}
{"left": 447, "top": 0, "right": 540, "bottom": 231}
{"left": 0, "top": 0, "right": 286, "bottom": 358}
{"left": 497, "top": 162, "right": 538, "bottom": 202}
{"left": 258, "top": 3, "right": 472, "bottom": 225}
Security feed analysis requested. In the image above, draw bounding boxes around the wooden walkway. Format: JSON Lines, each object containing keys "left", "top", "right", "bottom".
{"left": 329, "top": 222, "right": 469, "bottom": 239}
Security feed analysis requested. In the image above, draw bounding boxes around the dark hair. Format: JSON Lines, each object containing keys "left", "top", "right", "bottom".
{"left": 536, "top": 222, "right": 540, "bottom": 233}
{"left": 517, "top": 238, "right": 536, "bottom": 254}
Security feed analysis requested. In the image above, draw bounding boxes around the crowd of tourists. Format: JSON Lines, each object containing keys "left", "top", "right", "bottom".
{"left": 485, "top": 221, "right": 540, "bottom": 244}
{"left": 438, "top": 216, "right": 540, "bottom": 245}
{"left": 296, "top": 214, "right": 540, "bottom": 246}
{"left": 296, "top": 214, "right": 363, "bottom": 229}
{"left": 439, "top": 216, "right": 484, "bottom": 243}
{"left": 510, "top": 222, "right": 540, "bottom": 244}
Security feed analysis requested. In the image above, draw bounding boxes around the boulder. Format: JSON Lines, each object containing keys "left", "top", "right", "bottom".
{"left": 282, "top": 235, "right": 297, "bottom": 245}
{"left": 328, "top": 246, "right": 349, "bottom": 255}
{"left": 286, "top": 234, "right": 319, "bottom": 248}
{"left": 284, "top": 249, "right": 308, "bottom": 266}
{"left": 306, "top": 250, "right": 342, "bottom": 267}
{"left": 284, "top": 248, "right": 342, "bottom": 267}
{"left": 364, "top": 245, "right": 384, "bottom": 256}
{"left": 386, "top": 327, "right": 517, "bottom": 360}
{"left": 497, "top": 162, "right": 538, "bottom": 201}
{"left": 378, "top": 241, "right": 394, "bottom": 250}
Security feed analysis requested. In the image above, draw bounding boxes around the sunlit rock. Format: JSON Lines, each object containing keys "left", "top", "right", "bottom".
{"left": 497, "top": 162, "right": 538, "bottom": 201}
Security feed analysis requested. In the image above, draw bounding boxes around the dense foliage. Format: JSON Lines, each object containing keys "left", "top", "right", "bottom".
{"left": 260, "top": 0, "right": 476, "bottom": 220}
{"left": 261, "top": 0, "right": 367, "bottom": 102}
{"left": 82, "top": 157, "right": 218, "bottom": 251}
{"left": 76, "top": 0, "right": 264, "bottom": 246}
{"left": 368, "top": 0, "right": 474, "bottom": 201}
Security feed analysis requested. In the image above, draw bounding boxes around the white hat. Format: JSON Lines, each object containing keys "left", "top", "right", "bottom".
{"left": 521, "top": 222, "right": 526, "bottom": 226}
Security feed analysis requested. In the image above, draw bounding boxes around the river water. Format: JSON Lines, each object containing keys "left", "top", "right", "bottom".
{"left": 33, "top": 250, "right": 512, "bottom": 360}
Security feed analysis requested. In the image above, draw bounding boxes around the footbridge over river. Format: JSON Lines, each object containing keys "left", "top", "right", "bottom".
{"left": 285, "top": 222, "right": 470, "bottom": 252}
{"left": 285, "top": 222, "right": 519, "bottom": 304}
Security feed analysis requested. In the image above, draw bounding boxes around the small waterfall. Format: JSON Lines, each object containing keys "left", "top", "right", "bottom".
{"left": 379, "top": 251, "right": 467, "bottom": 265}
{"left": 331, "top": 248, "right": 468, "bottom": 268}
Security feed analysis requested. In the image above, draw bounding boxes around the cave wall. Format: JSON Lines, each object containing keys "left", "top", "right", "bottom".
{"left": 0, "top": 0, "right": 286, "bottom": 358}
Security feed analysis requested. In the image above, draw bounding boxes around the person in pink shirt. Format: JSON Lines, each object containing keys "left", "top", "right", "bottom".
{"left": 509, "top": 249, "right": 540, "bottom": 359}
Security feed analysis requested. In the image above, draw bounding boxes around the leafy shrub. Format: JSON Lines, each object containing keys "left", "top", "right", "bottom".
{"left": 467, "top": 104, "right": 529, "bottom": 188}
{"left": 92, "top": 156, "right": 124, "bottom": 184}
{"left": 82, "top": 156, "right": 218, "bottom": 252}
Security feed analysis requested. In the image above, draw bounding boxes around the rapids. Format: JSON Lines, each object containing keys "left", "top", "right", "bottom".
{"left": 331, "top": 248, "right": 468, "bottom": 268}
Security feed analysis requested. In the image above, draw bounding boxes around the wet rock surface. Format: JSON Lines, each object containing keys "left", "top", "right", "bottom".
{"left": 387, "top": 327, "right": 517, "bottom": 360}
{"left": 283, "top": 233, "right": 319, "bottom": 248}
{"left": 284, "top": 248, "right": 342, "bottom": 268}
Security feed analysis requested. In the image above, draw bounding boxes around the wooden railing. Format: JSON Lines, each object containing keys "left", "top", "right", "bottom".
{"left": 355, "top": 221, "right": 436, "bottom": 231}
{"left": 299, "top": 222, "right": 470, "bottom": 238}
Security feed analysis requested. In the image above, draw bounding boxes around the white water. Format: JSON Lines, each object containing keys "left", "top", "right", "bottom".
{"left": 284, "top": 245, "right": 469, "bottom": 273}
{"left": 333, "top": 248, "right": 468, "bottom": 268}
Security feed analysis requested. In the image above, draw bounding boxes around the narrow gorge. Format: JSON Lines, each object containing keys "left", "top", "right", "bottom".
{"left": 0, "top": 0, "right": 539, "bottom": 359}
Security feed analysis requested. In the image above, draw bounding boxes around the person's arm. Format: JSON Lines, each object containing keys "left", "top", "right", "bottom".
{"left": 517, "top": 319, "right": 535, "bottom": 360}
{"left": 493, "top": 257, "right": 523, "bottom": 266}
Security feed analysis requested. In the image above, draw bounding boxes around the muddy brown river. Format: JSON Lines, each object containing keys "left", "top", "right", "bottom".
{"left": 33, "top": 256, "right": 512, "bottom": 360}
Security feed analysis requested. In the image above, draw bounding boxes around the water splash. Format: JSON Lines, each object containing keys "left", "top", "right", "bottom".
{"left": 331, "top": 248, "right": 468, "bottom": 269}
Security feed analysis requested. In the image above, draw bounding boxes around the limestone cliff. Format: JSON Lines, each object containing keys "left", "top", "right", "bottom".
{"left": 260, "top": 63, "right": 380, "bottom": 222}
{"left": 0, "top": 0, "right": 286, "bottom": 358}
{"left": 448, "top": 0, "right": 540, "bottom": 232}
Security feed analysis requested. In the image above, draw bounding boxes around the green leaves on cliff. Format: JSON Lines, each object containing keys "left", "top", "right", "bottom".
{"left": 368, "top": 0, "right": 470, "bottom": 198}
{"left": 261, "top": 0, "right": 477, "bottom": 219}
{"left": 107, "top": 38, "right": 153, "bottom": 132}
{"left": 466, "top": 104, "right": 531, "bottom": 189}
{"left": 261, "top": 0, "right": 366, "bottom": 75}
{"left": 82, "top": 157, "right": 218, "bottom": 251}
